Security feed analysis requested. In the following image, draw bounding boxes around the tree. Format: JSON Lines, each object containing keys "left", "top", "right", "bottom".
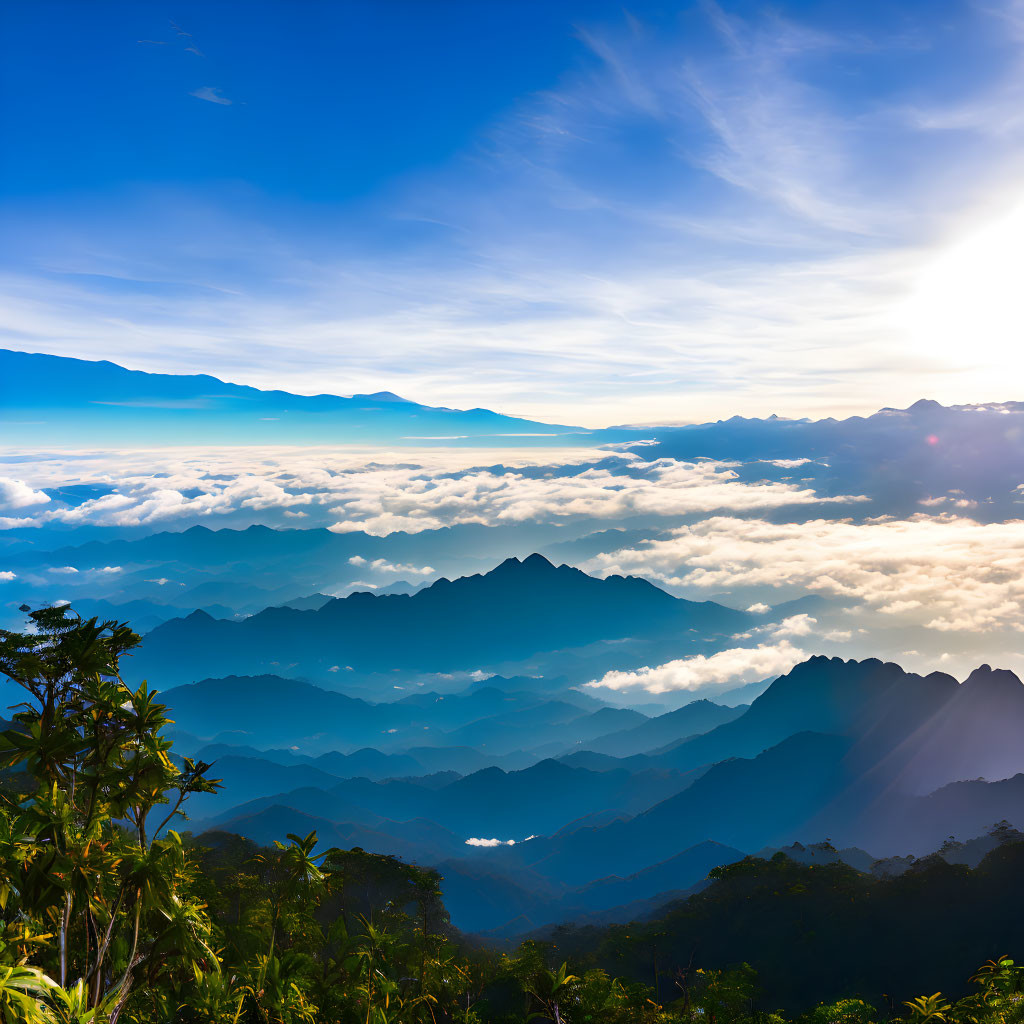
{"left": 0, "top": 606, "right": 220, "bottom": 1023}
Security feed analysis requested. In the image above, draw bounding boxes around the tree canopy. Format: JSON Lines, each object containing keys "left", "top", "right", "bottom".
{"left": 0, "top": 606, "right": 1021, "bottom": 1024}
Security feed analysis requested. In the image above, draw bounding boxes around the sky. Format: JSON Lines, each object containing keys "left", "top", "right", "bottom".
{"left": 4, "top": 0, "right": 1024, "bottom": 425}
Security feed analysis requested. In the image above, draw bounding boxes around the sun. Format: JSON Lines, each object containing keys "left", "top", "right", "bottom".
{"left": 900, "top": 200, "right": 1024, "bottom": 384}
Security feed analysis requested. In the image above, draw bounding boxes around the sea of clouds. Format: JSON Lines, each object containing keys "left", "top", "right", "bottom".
{"left": 2, "top": 444, "right": 1022, "bottom": 685}
{"left": 0, "top": 445, "right": 858, "bottom": 533}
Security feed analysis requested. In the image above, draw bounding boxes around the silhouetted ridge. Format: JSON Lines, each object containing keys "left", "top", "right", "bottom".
{"left": 586, "top": 698, "right": 745, "bottom": 758}
{"left": 132, "top": 554, "right": 746, "bottom": 683}
{"left": 962, "top": 664, "right": 1024, "bottom": 694}
{"left": 0, "top": 348, "right": 580, "bottom": 444}
{"left": 489, "top": 553, "right": 556, "bottom": 574}
{"left": 649, "top": 656, "right": 959, "bottom": 774}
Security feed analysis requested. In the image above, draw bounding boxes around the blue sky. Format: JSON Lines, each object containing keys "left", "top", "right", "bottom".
{"left": 3, "top": 0, "right": 1024, "bottom": 424}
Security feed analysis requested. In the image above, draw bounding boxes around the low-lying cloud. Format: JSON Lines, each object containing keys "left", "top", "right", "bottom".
{"left": 5, "top": 447, "right": 1024, "bottom": 679}
{"left": 0, "top": 476, "right": 50, "bottom": 510}
{"left": 586, "top": 639, "right": 807, "bottom": 695}
{"left": 0, "top": 447, "right": 860, "bottom": 535}
{"left": 348, "top": 556, "right": 435, "bottom": 576}
{"left": 586, "top": 514, "right": 1024, "bottom": 634}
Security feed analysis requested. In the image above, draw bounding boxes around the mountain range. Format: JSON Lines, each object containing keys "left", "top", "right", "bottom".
{"left": 127, "top": 553, "right": 753, "bottom": 687}
{"left": 8, "top": 348, "right": 1024, "bottom": 523}
{"left": 7, "top": 346, "right": 1024, "bottom": 943}
{"left": 639, "top": 397, "right": 1024, "bottom": 519}
{"left": 0, "top": 521, "right": 623, "bottom": 635}
{"left": 0, "top": 348, "right": 582, "bottom": 446}
{"left": 165, "top": 652, "right": 1024, "bottom": 934}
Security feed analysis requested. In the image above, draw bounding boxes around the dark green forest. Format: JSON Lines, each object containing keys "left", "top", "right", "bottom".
{"left": 1, "top": 608, "right": 1021, "bottom": 1024}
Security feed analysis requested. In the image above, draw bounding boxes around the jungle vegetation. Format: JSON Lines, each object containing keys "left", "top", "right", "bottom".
{"left": 0, "top": 607, "right": 1021, "bottom": 1024}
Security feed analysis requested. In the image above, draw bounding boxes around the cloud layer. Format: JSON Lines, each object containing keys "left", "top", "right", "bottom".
{"left": 585, "top": 515, "right": 1024, "bottom": 635}
{"left": 0, "top": 447, "right": 856, "bottom": 535}
{"left": 4, "top": 444, "right": 1024, "bottom": 683}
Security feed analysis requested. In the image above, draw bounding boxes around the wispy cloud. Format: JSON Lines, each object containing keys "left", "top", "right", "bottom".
{"left": 190, "top": 86, "right": 231, "bottom": 106}
{"left": 348, "top": 556, "right": 435, "bottom": 576}
{"left": 5, "top": 4, "right": 1024, "bottom": 422}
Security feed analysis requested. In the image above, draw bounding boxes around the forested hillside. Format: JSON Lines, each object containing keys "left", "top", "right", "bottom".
{"left": 1, "top": 607, "right": 1022, "bottom": 1023}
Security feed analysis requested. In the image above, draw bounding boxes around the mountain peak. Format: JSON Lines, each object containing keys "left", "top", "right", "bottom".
{"left": 962, "top": 664, "right": 1023, "bottom": 693}
{"left": 356, "top": 391, "right": 409, "bottom": 403}
{"left": 522, "top": 552, "right": 555, "bottom": 569}
{"left": 908, "top": 398, "right": 944, "bottom": 413}
{"left": 488, "top": 553, "right": 557, "bottom": 576}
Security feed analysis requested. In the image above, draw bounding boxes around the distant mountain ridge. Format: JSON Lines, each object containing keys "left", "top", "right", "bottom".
{"left": 194, "top": 755, "right": 694, "bottom": 840}
{"left": 639, "top": 397, "right": 1024, "bottom": 518}
{"left": 585, "top": 699, "right": 745, "bottom": 758}
{"left": 161, "top": 672, "right": 606, "bottom": 752}
{"left": 482, "top": 657, "right": 1024, "bottom": 888}
{"left": 0, "top": 348, "right": 582, "bottom": 445}
{"left": 9, "top": 348, "right": 1024, "bottom": 482}
{"left": 128, "top": 553, "right": 752, "bottom": 686}
{"left": 0, "top": 522, "right": 585, "bottom": 633}
{"left": 172, "top": 653, "right": 1024, "bottom": 933}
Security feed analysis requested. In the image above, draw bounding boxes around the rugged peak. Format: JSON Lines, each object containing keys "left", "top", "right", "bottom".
{"left": 488, "top": 553, "right": 557, "bottom": 576}
{"left": 962, "top": 664, "right": 1024, "bottom": 692}
{"left": 522, "top": 552, "right": 555, "bottom": 568}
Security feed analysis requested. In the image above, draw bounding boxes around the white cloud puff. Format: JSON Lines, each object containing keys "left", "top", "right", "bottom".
{"left": 0, "top": 477, "right": 51, "bottom": 510}
{"left": 348, "top": 556, "right": 435, "bottom": 576}
{"left": 773, "top": 614, "right": 817, "bottom": 637}
{"left": 0, "top": 571, "right": 15, "bottom": 581}
{"left": 586, "top": 640, "right": 807, "bottom": 694}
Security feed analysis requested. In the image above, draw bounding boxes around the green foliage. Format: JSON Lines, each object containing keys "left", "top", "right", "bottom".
{"left": 556, "top": 843, "right": 1024, "bottom": 1015}
{"left": 686, "top": 964, "right": 759, "bottom": 1024}
{"left": 0, "top": 606, "right": 221, "bottom": 1023}
{"left": 902, "top": 994, "right": 953, "bottom": 1024}
{"left": 0, "top": 605, "right": 1022, "bottom": 1024}
{"left": 801, "top": 998, "right": 878, "bottom": 1024}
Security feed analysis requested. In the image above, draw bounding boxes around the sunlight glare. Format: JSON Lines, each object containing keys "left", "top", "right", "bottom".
{"left": 902, "top": 200, "right": 1024, "bottom": 380}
